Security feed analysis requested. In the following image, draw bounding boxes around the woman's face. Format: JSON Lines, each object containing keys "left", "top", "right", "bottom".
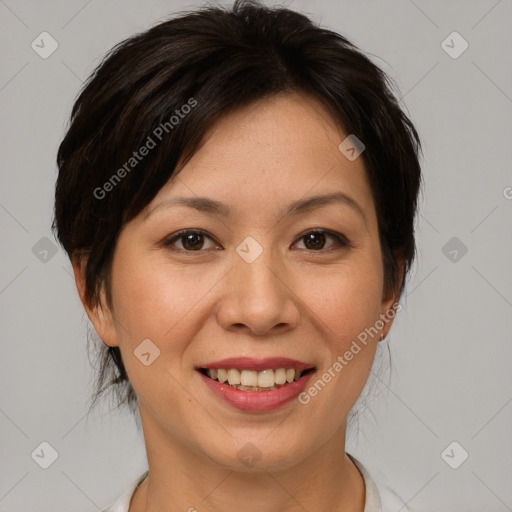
{"left": 83, "top": 92, "right": 400, "bottom": 471}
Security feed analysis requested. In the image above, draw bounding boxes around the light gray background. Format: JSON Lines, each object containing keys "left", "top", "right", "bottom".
{"left": 1, "top": 0, "right": 511, "bottom": 511}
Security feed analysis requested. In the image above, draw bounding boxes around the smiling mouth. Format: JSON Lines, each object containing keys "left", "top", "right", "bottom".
{"left": 198, "top": 367, "right": 316, "bottom": 391}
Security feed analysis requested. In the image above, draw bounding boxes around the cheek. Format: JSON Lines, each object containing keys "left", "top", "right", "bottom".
{"left": 109, "top": 248, "right": 228, "bottom": 372}
{"left": 297, "top": 257, "right": 383, "bottom": 413}
{"left": 309, "top": 258, "right": 384, "bottom": 344}
{"left": 107, "top": 252, "right": 199, "bottom": 411}
{"left": 110, "top": 251, "right": 196, "bottom": 339}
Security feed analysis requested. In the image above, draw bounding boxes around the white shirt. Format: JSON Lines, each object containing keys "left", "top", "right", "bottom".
{"left": 102, "top": 454, "right": 412, "bottom": 512}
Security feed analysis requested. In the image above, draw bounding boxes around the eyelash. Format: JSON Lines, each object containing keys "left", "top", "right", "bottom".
{"left": 162, "top": 229, "right": 351, "bottom": 254}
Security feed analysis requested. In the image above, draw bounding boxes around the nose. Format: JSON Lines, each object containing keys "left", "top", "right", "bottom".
{"left": 215, "top": 245, "right": 301, "bottom": 337}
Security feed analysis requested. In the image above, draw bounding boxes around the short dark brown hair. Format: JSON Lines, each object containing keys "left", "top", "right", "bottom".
{"left": 53, "top": 0, "right": 422, "bottom": 413}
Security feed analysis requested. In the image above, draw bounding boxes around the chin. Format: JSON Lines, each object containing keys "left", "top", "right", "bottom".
{"left": 201, "top": 436, "right": 311, "bottom": 473}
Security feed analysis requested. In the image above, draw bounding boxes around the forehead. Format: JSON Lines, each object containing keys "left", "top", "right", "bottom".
{"left": 144, "top": 92, "right": 376, "bottom": 225}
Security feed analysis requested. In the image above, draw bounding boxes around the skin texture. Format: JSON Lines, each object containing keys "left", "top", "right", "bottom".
{"left": 74, "top": 92, "right": 402, "bottom": 512}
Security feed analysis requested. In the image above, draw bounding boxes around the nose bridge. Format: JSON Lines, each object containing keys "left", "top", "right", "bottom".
{"left": 235, "top": 243, "right": 279, "bottom": 291}
{"left": 216, "top": 234, "right": 299, "bottom": 334}
{"left": 233, "top": 235, "right": 283, "bottom": 304}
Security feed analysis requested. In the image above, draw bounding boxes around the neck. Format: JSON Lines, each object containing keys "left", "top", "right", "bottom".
{"left": 130, "top": 405, "right": 365, "bottom": 512}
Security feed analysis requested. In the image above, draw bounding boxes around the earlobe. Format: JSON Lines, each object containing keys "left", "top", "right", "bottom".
{"left": 71, "top": 253, "right": 87, "bottom": 305}
{"left": 71, "top": 253, "right": 119, "bottom": 347}
{"left": 378, "top": 296, "right": 400, "bottom": 342}
{"left": 379, "top": 254, "right": 405, "bottom": 340}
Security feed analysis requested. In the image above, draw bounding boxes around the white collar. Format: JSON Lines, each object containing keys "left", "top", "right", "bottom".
{"left": 103, "top": 454, "right": 383, "bottom": 512}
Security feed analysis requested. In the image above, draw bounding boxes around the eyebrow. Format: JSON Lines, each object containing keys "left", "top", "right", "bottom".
{"left": 144, "top": 192, "right": 367, "bottom": 224}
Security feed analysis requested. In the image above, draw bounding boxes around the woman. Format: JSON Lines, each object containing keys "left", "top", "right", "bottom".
{"left": 53, "top": 1, "right": 422, "bottom": 510}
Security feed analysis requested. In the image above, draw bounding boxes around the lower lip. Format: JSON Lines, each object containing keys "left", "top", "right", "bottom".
{"left": 198, "top": 370, "right": 315, "bottom": 412}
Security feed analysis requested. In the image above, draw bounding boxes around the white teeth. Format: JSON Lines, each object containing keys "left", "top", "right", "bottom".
{"left": 204, "top": 367, "right": 309, "bottom": 390}
{"left": 240, "top": 370, "right": 258, "bottom": 386}
{"left": 257, "top": 369, "right": 275, "bottom": 388}
{"left": 274, "top": 368, "right": 287, "bottom": 385}
{"left": 227, "top": 369, "right": 241, "bottom": 385}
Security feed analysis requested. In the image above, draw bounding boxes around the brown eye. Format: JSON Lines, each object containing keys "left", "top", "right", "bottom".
{"left": 294, "top": 230, "right": 350, "bottom": 251}
{"left": 303, "top": 231, "right": 327, "bottom": 250}
{"left": 163, "top": 230, "right": 219, "bottom": 252}
{"left": 181, "top": 232, "right": 205, "bottom": 250}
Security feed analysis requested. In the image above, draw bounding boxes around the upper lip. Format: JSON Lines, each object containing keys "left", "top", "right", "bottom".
{"left": 197, "top": 357, "right": 315, "bottom": 372}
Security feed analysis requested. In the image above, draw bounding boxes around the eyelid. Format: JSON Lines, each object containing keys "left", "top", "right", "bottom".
{"left": 162, "top": 229, "right": 220, "bottom": 251}
{"left": 292, "top": 229, "right": 352, "bottom": 250}
{"left": 163, "top": 228, "right": 352, "bottom": 253}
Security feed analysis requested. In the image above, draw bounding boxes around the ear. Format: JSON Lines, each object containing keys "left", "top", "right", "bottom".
{"left": 71, "top": 253, "right": 119, "bottom": 347}
{"left": 379, "top": 254, "right": 404, "bottom": 339}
